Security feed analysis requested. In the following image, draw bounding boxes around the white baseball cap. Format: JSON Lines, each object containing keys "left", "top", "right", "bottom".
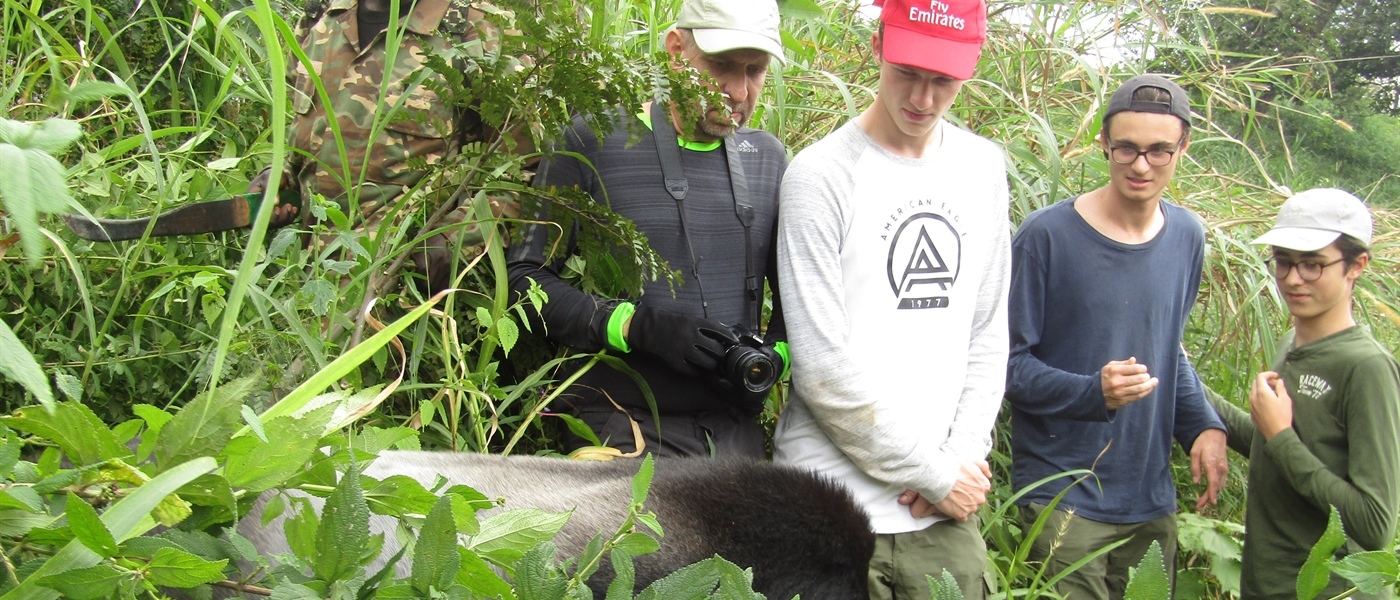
{"left": 676, "top": 0, "right": 786, "bottom": 65}
{"left": 1251, "top": 188, "right": 1373, "bottom": 251}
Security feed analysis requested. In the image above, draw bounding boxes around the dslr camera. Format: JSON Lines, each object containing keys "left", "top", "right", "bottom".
{"left": 708, "top": 324, "right": 780, "bottom": 400}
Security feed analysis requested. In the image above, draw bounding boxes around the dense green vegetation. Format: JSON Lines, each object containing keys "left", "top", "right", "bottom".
{"left": 1, "top": 0, "right": 1397, "bottom": 598}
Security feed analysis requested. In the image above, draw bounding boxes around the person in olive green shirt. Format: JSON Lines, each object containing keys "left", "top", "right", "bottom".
{"left": 1207, "top": 188, "right": 1400, "bottom": 599}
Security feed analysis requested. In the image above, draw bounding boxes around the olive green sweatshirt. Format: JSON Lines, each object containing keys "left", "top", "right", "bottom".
{"left": 1208, "top": 326, "right": 1400, "bottom": 599}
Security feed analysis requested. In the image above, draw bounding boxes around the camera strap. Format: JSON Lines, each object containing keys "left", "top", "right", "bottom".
{"left": 650, "top": 102, "right": 760, "bottom": 326}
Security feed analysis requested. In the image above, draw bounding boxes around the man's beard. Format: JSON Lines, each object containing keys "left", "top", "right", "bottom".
{"left": 694, "top": 102, "right": 749, "bottom": 139}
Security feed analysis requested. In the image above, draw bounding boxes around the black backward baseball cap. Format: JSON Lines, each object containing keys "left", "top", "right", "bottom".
{"left": 1103, "top": 74, "right": 1193, "bottom": 130}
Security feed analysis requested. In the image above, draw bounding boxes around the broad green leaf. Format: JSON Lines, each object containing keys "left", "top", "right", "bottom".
{"left": 365, "top": 474, "right": 440, "bottom": 518}
{"left": 177, "top": 473, "right": 238, "bottom": 520}
{"left": 53, "top": 371, "right": 82, "bottom": 402}
{"left": 604, "top": 550, "right": 636, "bottom": 600}
{"left": 513, "top": 543, "right": 568, "bottom": 600}
{"left": 1, "top": 401, "right": 128, "bottom": 466}
{"left": 155, "top": 377, "right": 256, "bottom": 470}
{"left": 0, "top": 433, "right": 23, "bottom": 479}
{"left": 470, "top": 509, "right": 571, "bottom": 566}
{"left": 926, "top": 569, "right": 965, "bottom": 600}
{"left": 0, "top": 490, "right": 39, "bottom": 513}
{"left": 1330, "top": 551, "right": 1400, "bottom": 595}
{"left": 241, "top": 405, "right": 268, "bottom": 443}
{"left": 261, "top": 494, "right": 287, "bottom": 527}
{"left": 223, "top": 405, "right": 334, "bottom": 493}
{"left": 34, "top": 564, "right": 128, "bottom": 600}
{"left": 575, "top": 536, "right": 605, "bottom": 583}
{"left": 631, "top": 454, "right": 654, "bottom": 506}
{"left": 268, "top": 582, "right": 322, "bottom": 600}
{"left": 1298, "top": 506, "right": 1347, "bottom": 600}
{"left": 285, "top": 497, "right": 319, "bottom": 565}
{"left": 112, "top": 419, "right": 143, "bottom": 444}
{"left": 456, "top": 548, "right": 515, "bottom": 600}
{"left": 635, "top": 558, "right": 720, "bottom": 600}
{"left": 0, "top": 510, "right": 51, "bottom": 536}
{"left": 1124, "top": 540, "right": 1170, "bottom": 600}
{"left": 118, "top": 536, "right": 181, "bottom": 559}
{"left": 496, "top": 316, "right": 519, "bottom": 356}
{"left": 146, "top": 547, "right": 229, "bottom": 588}
{"left": 554, "top": 413, "right": 601, "bottom": 447}
{"left": 412, "top": 496, "right": 461, "bottom": 595}
{"left": 0, "top": 118, "right": 81, "bottom": 263}
{"left": 713, "top": 557, "right": 763, "bottom": 600}
{"left": 0, "top": 456, "right": 217, "bottom": 600}
{"left": 614, "top": 533, "right": 660, "bottom": 557}
{"left": 777, "top": 0, "right": 823, "bottom": 19}
{"left": 132, "top": 404, "right": 174, "bottom": 461}
{"left": 352, "top": 426, "right": 419, "bottom": 455}
{"left": 449, "top": 494, "right": 482, "bottom": 537}
{"left": 65, "top": 492, "right": 118, "bottom": 558}
{"left": 314, "top": 465, "right": 371, "bottom": 584}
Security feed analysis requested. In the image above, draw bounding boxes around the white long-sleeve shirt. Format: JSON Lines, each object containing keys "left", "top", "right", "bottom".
{"left": 774, "top": 119, "right": 1011, "bottom": 534}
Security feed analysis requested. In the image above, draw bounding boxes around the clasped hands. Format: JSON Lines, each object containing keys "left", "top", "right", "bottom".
{"left": 898, "top": 459, "right": 991, "bottom": 522}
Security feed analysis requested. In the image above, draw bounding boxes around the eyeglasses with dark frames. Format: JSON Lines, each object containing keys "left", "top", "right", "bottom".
{"left": 1107, "top": 136, "right": 1187, "bottom": 167}
{"left": 1266, "top": 256, "right": 1345, "bottom": 282}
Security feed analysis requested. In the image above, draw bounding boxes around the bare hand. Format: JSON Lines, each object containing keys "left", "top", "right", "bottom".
{"left": 1249, "top": 371, "right": 1293, "bottom": 440}
{"left": 898, "top": 489, "right": 943, "bottom": 519}
{"left": 1102, "top": 357, "right": 1159, "bottom": 410}
{"left": 1190, "top": 428, "right": 1228, "bottom": 511}
{"left": 247, "top": 169, "right": 299, "bottom": 226}
{"left": 930, "top": 460, "right": 991, "bottom": 522}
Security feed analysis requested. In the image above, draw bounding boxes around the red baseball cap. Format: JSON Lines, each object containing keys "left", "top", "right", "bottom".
{"left": 874, "top": 0, "right": 988, "bottom": 80}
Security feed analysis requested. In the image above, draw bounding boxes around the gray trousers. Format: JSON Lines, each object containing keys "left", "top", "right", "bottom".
{"left": 1020, "top": 503, "right": 1177, "bottom": 600}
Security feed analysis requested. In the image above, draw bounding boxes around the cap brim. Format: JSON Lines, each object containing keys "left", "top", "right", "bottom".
{"left": 881, "top": 24, "right": 982, "bottom": 80}
{"left": 1250, "top": 227, "right": 1342, "bottom": 252}
{"left": 691, "top": 28, "right": 786, "bottom": 65}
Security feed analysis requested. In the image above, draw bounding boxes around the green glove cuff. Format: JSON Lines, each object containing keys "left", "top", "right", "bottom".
{"left": 774, "top": 341, "right": 791, "bottom": 380}
{"left": 607, "top": 302, "right": 636, "bottom": 353}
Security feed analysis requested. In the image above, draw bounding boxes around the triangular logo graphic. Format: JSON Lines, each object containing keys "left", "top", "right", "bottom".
{"left": 900, "top": 226, "right": 950, "bottom": 291}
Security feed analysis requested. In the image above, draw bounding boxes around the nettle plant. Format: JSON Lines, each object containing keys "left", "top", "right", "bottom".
{"left": 0, "top": 380, "right": 770, "bottom": 600}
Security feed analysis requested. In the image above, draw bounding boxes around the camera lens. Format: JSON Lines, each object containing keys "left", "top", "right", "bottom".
{"left": 726, "top": 347, "right": 778, "bottom": 393}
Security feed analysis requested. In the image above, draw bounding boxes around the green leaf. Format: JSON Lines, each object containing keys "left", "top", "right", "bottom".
{"left": 614, "top": 532, "right": 660, "bottom": 557}
{"left": 314, "top": 464, "right": 371, "bottom": 584}
{"left": 635, "top": 558, "right": 720, "bottom": 600}
{"left": 53, "top": 371, "right": 82, "bottom": 402}
{"left": 713, "top": 557, "right": 763, "bottom": 599}
{"left": 285, "top": 497, "right": 319, "bottom": 565}
{"left": 0, "top": 433, "right": 23, "bottom": 479}
{"left": 0, "top": 456, "right": 217, "bottom": 600}
{"left": 268, "top": 582, "right": 322, "bottom": 600}
{"left": 0, "top": 490, "right": 40, "bottom": 513}
{"left": 132, "top": 404, "right": 173, "bottom": 461}
{"left": 154, "top": 376, "right": 254, "bottom": 471}
{"left": 469, "top": 508, "right": 571, "bottom": 567}
{"left": 1330, "top": 551, "right": 1400, "bottom": 595}
{"left": 631, "top": 454, "right": 654, "bottom": 506}
{"left": 64, "top": 81, "right": 131, "bottom": 104}
{"left": 365, "top": 474, "right": 441, "bottom": 518}
{"left": 777, "top": 0, "right": 823, "bottom": 20}
{"left": 223, "top": 406, "right": 334, "bottom": 493}
{"left": 34, "top": 564, "right": 128, "bottom": 600}
{"left": 455, "top": 548, "right": 515, "bottom": 600}
{"left": 65, "top": 492, "right": 118, "bottom": 558}
{"left": 554, "top": 413, "right": 601, "bottom": 447}
{"left": 241, "top": 405, "right": 268, "bottom": 443}
{"left": 0, "top": 401, "right": 129, "bottom": 466}
{"left": 449, "top": 495, "right": 482, "bottom": 537}
{"left": 513, "top": 543, "right": 568, "bottom": 600}
{"left": 1124, "top": 540, "right": 1171, "bottom": 600}
{"left": 177, "top": 473, "right": 238, "bottom": 519}
{"left": 0, "top": 319, "right": 56, "bottom": 410}
{"left": 0, "top": 510, "right": 52, "bottom": 536}
{"left": 604, "top": 550, "right": 636, "bottom": 600}
{"left": 261, "top": 494, "right": 286, "bottom": 527}
{"left": 301, "top": 279, "right": 336, "bottom": 316}
{"left": 0, "top": 118, "right": 81, "bottom": 264}
{"left": 412, "top": 496, "right": 461, "bottom": 595}
{"left": 1298, "top": 506, "right": 1347, "bottom": 600}
{"left": 496, "top": 316, "right": 519, "bottom": 356}
{"left": 926, "top": 569, "right": 966, "bottom": 600}
{"left": 145, "top": 547, "right": 229, "bottom": 588}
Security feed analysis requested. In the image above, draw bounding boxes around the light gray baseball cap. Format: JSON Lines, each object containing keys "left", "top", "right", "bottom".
{"left": 676, "top": 0, "right": 786, "bottom": 65}
{"left": 1252, "top": 188, "right": 1373, "bottom": 251}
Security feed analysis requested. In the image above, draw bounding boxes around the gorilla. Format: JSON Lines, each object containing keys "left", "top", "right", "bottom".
{"left": 240, "top": 451, "right": 874, "bottom": 599}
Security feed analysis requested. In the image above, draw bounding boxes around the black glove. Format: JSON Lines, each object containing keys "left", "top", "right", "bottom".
{"left": 627, "top": 305, "right": 738, "bottom": 378}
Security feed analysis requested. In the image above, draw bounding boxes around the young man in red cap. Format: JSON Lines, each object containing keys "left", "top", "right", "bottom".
{"left": 1004, "top": 74, "right": 1228, "bottom": 598}
{"left": 774, "top": 0, "right": 1008, "bottom": 597}
{"left": 1207, "top": 188, "right": 1399, "bottom": 600}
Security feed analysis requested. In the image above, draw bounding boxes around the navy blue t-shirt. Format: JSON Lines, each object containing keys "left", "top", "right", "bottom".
{"left": 1005, "top": 197, "right": 1224, "bottom": 523}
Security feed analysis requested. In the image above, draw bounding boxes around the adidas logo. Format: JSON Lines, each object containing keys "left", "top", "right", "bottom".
{"left": 735, "top": 139, "right": 759, "bottom": 153}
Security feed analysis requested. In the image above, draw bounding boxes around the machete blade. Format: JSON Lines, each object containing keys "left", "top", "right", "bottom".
{"left": 61, "top": 189, "right": 297, "bottom": 242}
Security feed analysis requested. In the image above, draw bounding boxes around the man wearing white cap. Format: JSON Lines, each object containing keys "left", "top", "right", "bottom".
{"left": 775, "top": 0, "right": 1007, "bottom": 596}
{"left": 1206, "top": 188, "right": 1400, "bottom": 599}
{"left": 507, "top": 0, "right": 791, "bottom": 457}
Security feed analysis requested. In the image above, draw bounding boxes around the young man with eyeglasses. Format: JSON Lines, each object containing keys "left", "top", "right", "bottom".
{"left": 1005, "top": 74, "right": 1228, "bottom": 598}
{"left": 1206, "top": 188, "right": 1399, "bottom": 600}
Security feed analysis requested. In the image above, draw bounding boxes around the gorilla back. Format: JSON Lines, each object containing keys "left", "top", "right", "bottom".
{"left": 242, "top": 452, "right": 874, "bottom": 599}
